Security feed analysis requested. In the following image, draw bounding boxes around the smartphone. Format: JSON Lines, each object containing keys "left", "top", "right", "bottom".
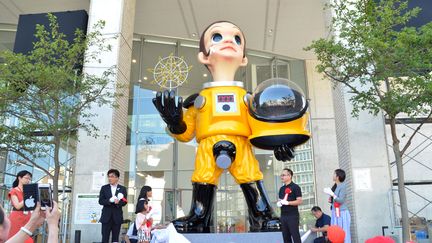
{"left": 38, "top": 183, "right": 53, "bottom": 210}
{"left": 23, "top": 183, "right": 39, "bottom": 211}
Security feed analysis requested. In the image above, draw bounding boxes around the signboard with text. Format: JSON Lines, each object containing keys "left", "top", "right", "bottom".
{"left": 74, "top": 194, "right": 102, "bottom": 224}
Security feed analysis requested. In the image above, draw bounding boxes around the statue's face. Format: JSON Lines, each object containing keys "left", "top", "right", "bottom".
{"left": 202, "top": 22, "right": 246, "bottom": 65}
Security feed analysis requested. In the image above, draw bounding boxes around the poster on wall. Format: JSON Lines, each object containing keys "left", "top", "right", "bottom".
{"left": 74, "top": 194, "right": 102, "bottom": 224}
{"left": 92, "top": 171, "right": 106, "bottom": 191}
{"left": 353, "top": 168, "right": 372, "bottom": 191}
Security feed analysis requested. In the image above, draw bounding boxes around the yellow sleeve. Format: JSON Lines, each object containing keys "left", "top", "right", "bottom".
{"left": 170, "top": 107, "right": 197, "bottom": 142}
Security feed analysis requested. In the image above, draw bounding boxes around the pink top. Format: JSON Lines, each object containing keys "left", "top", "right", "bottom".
{"left": 135, "top": 213, "right": 147, "bottom": 230}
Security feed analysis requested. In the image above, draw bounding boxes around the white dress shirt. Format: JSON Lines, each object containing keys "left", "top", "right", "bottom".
{"left": 110, "top": 184, "right": 118, "bottom": 197}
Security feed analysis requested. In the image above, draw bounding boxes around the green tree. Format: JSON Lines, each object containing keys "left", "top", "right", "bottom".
{"left": 0, "top": 14, "right": 120, "bottom": 202}
{"left": 305, "top": 0, "right": 432, "bottom": 241}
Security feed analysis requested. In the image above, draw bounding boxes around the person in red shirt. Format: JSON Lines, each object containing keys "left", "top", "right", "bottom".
{"left": 7, "top": 170, "right": 33, "bottom": 242}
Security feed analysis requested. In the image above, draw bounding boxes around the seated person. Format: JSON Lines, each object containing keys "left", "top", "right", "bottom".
{"left": 310, "top": 206, "right": 331, "bottom": 243}
{"left": 124, "top": 222, "right": 138, "bottom": 243}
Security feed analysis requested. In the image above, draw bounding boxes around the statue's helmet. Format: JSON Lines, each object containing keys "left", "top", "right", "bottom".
{"left": 248, "top": 78, "right": 308, "bottom": 122}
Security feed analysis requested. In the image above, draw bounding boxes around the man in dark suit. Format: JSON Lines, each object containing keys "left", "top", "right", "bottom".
{"left": 99, "top": 169, "right": 127, "bottom": 243}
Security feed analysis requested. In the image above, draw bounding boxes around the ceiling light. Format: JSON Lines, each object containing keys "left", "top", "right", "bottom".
{"left": 144, "top": 39, "right": 176, "bottom": 45}
{"left": 203, "top": 73, "right": 208, "bottom": 77}
{"left": 143, "top": 76, "right": 148, "bottom": 80}
{"left": 137, "top": 172, "right": 145, "bottom": 177}
{"left": 132, "top": 59, "right": 137, "bottom": 63}
{"left": 267, "top": 29, "right": 274, "bottom": 37}
{"left": 192, "top": 33, "right": 197, "bottom": 37}
{"left": 138, "top": 79, "right": 142, "bottom": 83}
{"left": 181, "top": 43, "right": 199, "bottom": 48}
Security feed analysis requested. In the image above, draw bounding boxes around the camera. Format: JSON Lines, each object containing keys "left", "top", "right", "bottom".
{"left": 23, "top": 183, "right": 53, "bottom": 211}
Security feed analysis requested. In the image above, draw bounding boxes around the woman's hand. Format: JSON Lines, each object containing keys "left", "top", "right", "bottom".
{"left": 45, "top": 201, "right": 60, "bottom": 228}
{"left": 46, "top": 201, "right": 60, "bottom": 243}
{"left": 323, "top": 187, "right": 336, "bottom": 198}
{"left": 26, "top": 203, "right": 46, "bottom": 232}
{"left": 24, "top": 201, "right": 60, "bottom": 234}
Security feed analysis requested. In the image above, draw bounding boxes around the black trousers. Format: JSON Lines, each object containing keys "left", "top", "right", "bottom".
{"left": 101, "top": 218, "right": 121, "bottom": 243}
{"left": 314, "top": 236, "right": 327, "bottom": 243}
{"left": 280, "top": 214, "right": 301, "bottom": 243}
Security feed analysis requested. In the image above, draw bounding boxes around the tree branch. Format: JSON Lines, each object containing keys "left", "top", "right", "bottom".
{"left": 7, "top": 147, "right": 53, "bottom": 177}
{"left": 370, "top": 63, "right": 386, "bottom": 101}
{"left": 324, "top": 70, "right": 385, "bottom": 113}
{"left": 400, "top": 109, "right": 432, "bottom": 156}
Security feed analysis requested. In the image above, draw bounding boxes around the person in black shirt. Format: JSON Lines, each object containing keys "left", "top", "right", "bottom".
{"left": 310, "top": 206, "right": 331, "bottom": 243}
{"left": 277, "top": 168, "right": 302, "bottom": 243}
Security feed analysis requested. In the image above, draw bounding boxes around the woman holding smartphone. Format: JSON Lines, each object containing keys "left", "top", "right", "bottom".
{"left": 7, "top": 170, "right": 33, "bottom": 243}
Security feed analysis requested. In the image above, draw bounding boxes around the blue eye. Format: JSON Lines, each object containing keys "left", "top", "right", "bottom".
{"left": 234, "top": 35, "right": 241, "bottom": 45}
{"left": 212, "top": 33, "right": 223, "bottom": 43}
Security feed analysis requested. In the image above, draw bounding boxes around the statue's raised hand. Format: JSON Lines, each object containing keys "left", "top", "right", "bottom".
{"left": 152, "top": 90, "right": 186, "bottom": 134}
{"left": 274, "top": 144, "right": 294, "bottom": 162}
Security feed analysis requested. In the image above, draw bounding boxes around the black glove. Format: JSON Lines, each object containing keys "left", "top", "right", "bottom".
{"left": 152, "top": 90, "right": 186, "bottom": 134}
{"left": 274, "top": 144, "right": 294, "bottom": 162}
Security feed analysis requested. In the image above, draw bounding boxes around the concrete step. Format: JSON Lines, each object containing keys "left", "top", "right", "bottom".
{"left": 182, "top": 231, "right": 315, "bottom": 243}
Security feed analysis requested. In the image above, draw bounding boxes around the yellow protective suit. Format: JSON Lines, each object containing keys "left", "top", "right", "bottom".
{"left": 171, "top": 82, "right": 309, "bottom": 185}
{"left": 172, "top": 83, "right": 262, "bottom": 185}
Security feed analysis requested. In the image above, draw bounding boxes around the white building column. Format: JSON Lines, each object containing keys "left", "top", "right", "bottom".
{"left": 305, "top": 60, "right": 340, "bottom": 215}
{"left": 340, "top": 86, "right": 393, "bottom": 242}
{"left": 306, "top": 60, "right": 393, "bottom": 242}
{"left": 71, "top": 0, "right": 136, "bottom": 242}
